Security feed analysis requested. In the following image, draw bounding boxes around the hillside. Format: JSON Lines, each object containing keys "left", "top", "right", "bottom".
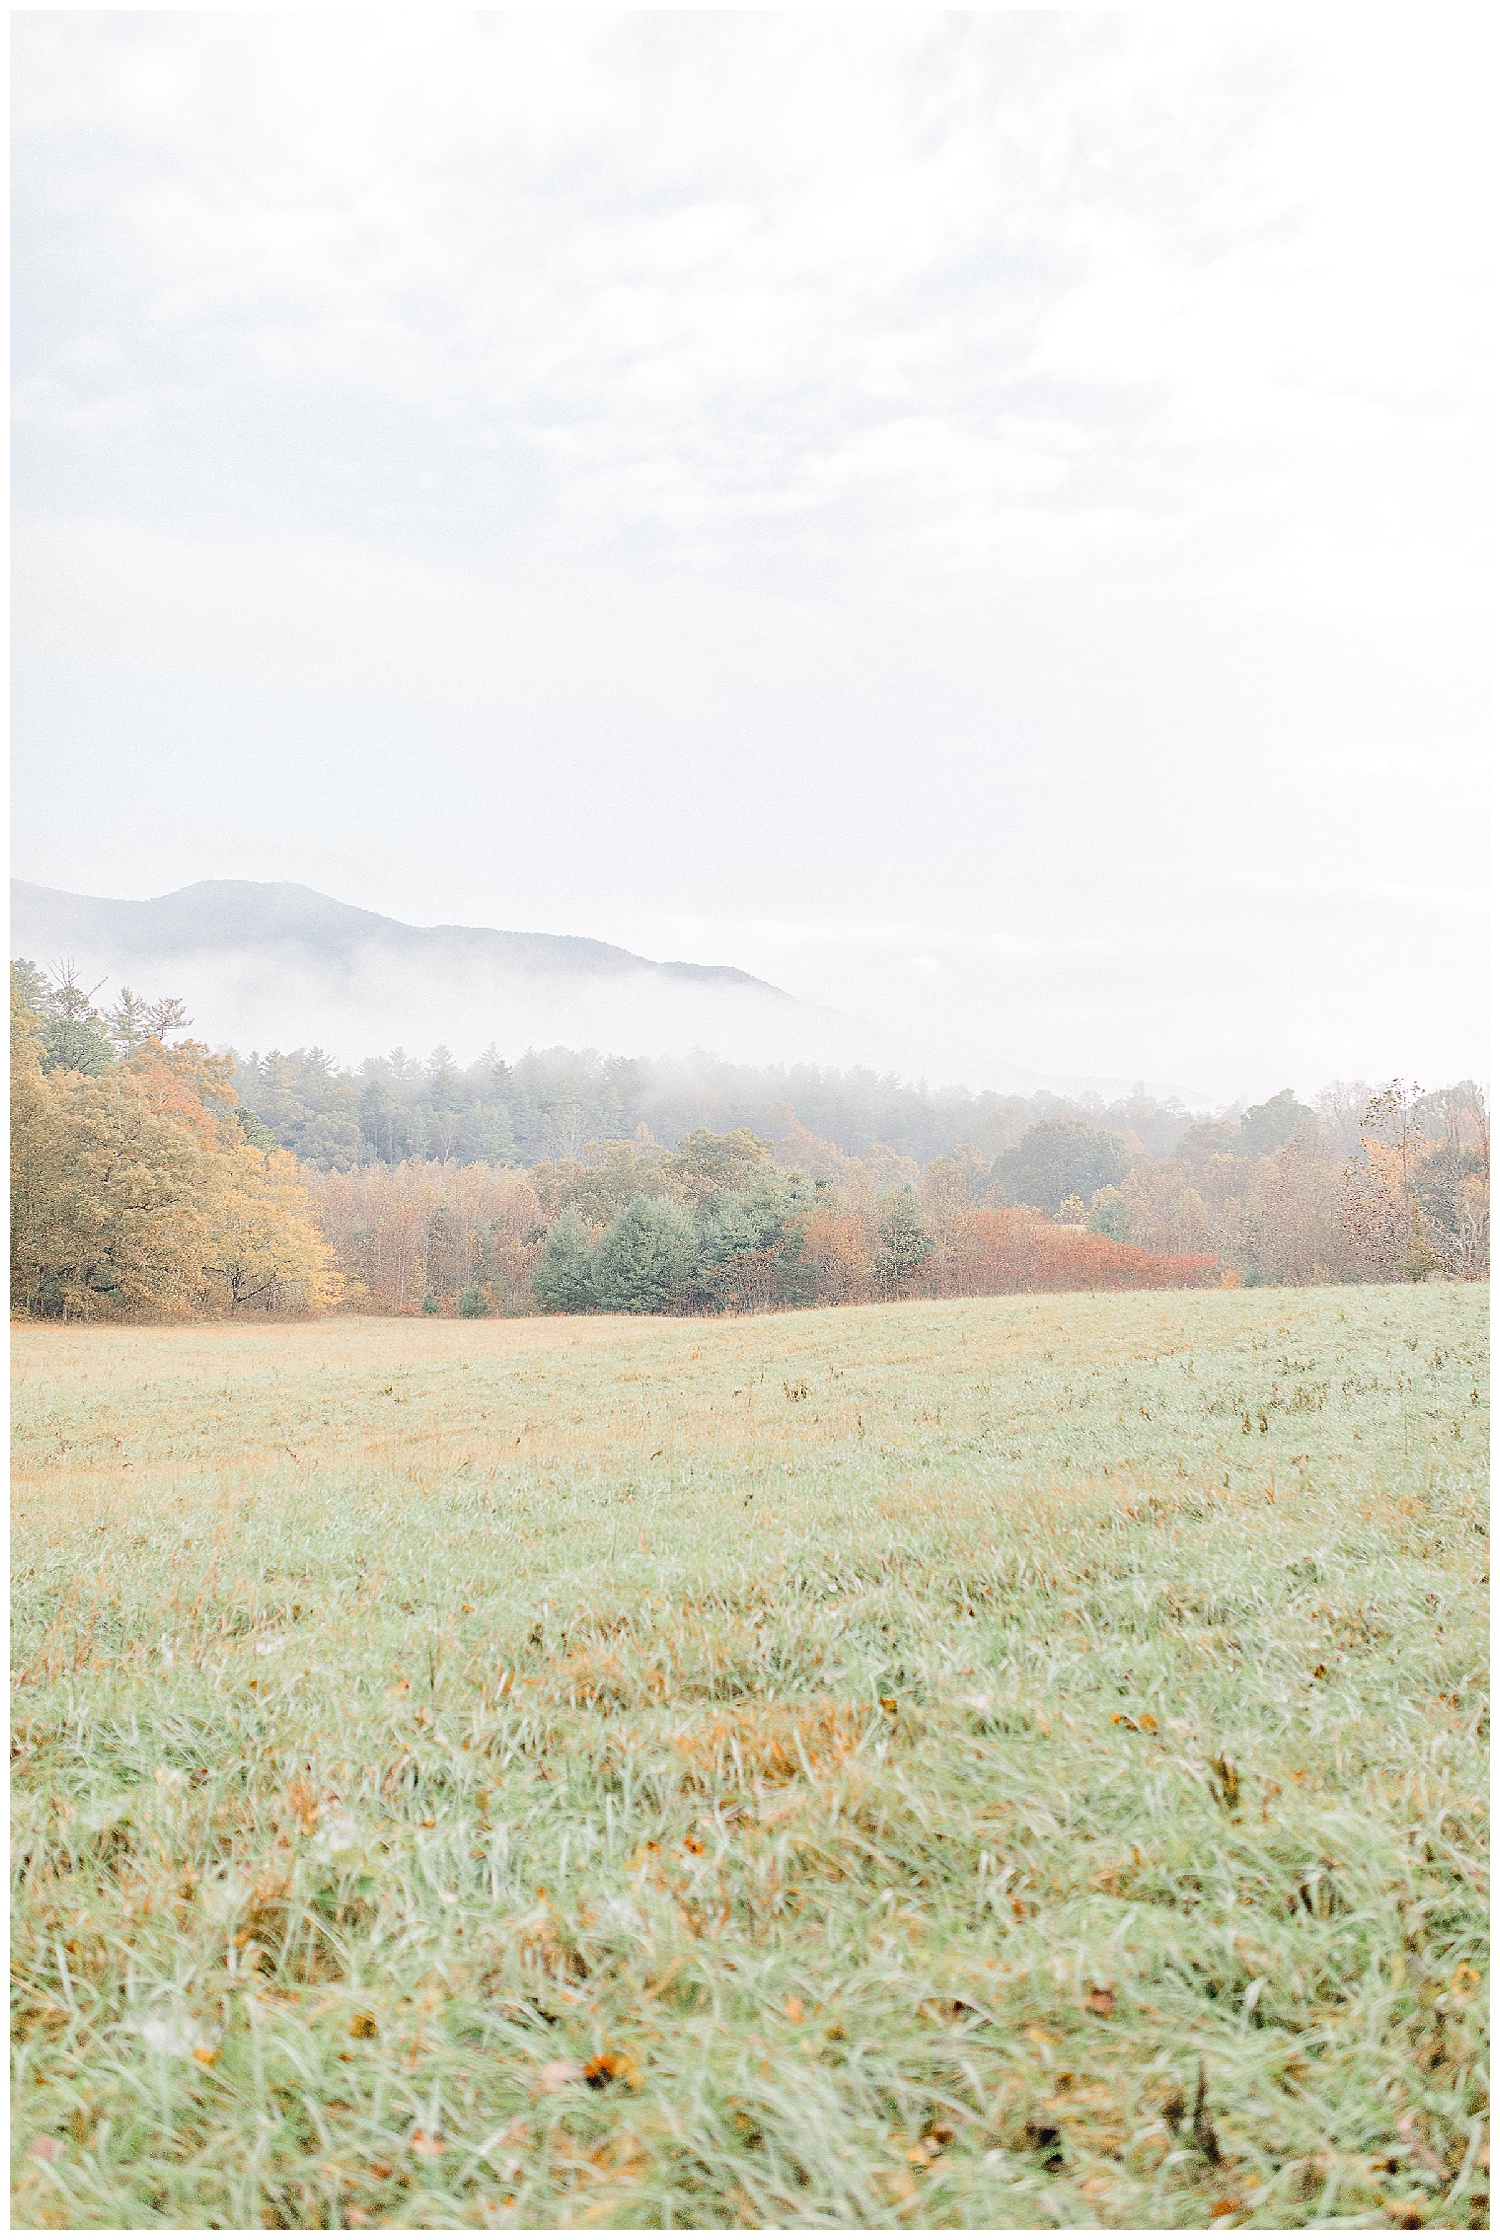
{"left": 9, "top": 879, "right": 786, "bottom": 992}
{"left": 10, "top": 879, "right": 886, "bottom": 1073}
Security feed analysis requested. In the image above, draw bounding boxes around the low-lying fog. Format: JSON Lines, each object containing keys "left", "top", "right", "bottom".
{"left": 36, "top": 938, "right": 1090, "bottom": 1095}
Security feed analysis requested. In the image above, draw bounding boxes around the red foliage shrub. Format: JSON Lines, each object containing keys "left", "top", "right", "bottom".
{"left": 924, "top": 1208, "right": 1215, "bottom": 1296}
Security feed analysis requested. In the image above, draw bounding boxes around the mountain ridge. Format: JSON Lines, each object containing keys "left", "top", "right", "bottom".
{"left": 10, "top": 878, "right": 791, "bottom": 996}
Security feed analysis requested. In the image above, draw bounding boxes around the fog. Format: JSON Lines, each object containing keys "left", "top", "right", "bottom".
{"left": 35, "top": 933, "right": 1112, "bottom": 1098}
{"left": 11, "top": 17, "right": 1487, "bottom": 1102}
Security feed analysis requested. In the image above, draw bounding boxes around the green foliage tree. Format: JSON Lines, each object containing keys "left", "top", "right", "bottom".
{"left": 458, "top": 1285, "right": 490, "bottom": 1318}
{"left": 665, "top": 1127, "right": 774, "bottom": 1207}
{"left": 102, "top": 987, "right": 191, "bottom": 1057}
{"left": 235, "top": 1104, "right": 279, "bottom": 1151}
{"left": 592, "top": 1196, "right": 696, "bottom": 1314}
{"left": 530, "top": 1207, "right": 599, "bottom": 1313}
{"left": 235, "top": 1049, "right": 364, "bottom": 1168}
{"left": 1235, "top": 1089, "right": 1314, "bottom": 1160}
{"left": 989, "top": 1120, "right": 1127, "bottom": 1215}
{"left": 873, "top": 1189, "right": 934, "bottom": 1298}
{"left": 1087, "top": 1185, "right": 1131, "bottom": 1241}
{"left": 685, "top": 1170, "right": 818, "bottom": 1312}
{"left": 31, "top": 967, "right": 116, "bottom": 1077}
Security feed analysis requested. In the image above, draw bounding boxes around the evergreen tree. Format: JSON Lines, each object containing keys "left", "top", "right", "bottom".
{"left": 873, "top": 1189, "right": 934, "bottom": 1297}
{"left": 592, "top": 1196, "right": 696, "bottom": 1314}
{"left": 36, "top": 970, "right": 115, "bottom": 1077}
{"left": 530, "top": 1206, "right": 598, "bottom": 1313}
{"left": 1087, "top": 1185, "right": 1130, "bottom": 1241}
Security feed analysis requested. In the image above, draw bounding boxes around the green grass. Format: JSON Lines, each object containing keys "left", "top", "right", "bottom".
{"left": 10, "top": 1285, "right": 1489, "bottom": 2229}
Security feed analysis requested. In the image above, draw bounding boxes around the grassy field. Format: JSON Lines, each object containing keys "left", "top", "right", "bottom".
{"left": 10, "top": 1285, "right": 1489, "bottom": 2230}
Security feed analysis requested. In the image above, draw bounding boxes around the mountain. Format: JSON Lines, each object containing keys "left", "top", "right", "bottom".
{"left": 9, "top": 877, "right": 886, "bottom": 1071}
{"left": 10, "top": 879, "right": 787, "bottom": 994}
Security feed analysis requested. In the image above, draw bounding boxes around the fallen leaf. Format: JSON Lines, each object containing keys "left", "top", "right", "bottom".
{"left": 538, "top": 2059, "right": 581, "bottom": 2092}
{"left": 1211, "top": 2197, "right": 1239, "bottom": 2218}
{"left": 287, "top": 1778, "right": 319, "bottom": 1831}
{"left": 784, "top": 1997, "right": 806, "bottom": 2023}
{"left": 1084, "top": 1985, "right": 1116, "bottom": 2018}
{"left": 1209, "top": 1756, "right": 1241, "bottom": 1812}
{"left": 30, "top": 2135, "right": 62, "bottom": 2165}
{"left": 192, "top": 2043, "right": 219, "bottom": 2067}
{"left": 349, "top": 2013, "right": 378, "bottom": 2039}
{"left": 411, "top": 2129, "right": 445, "bottom": 2159}
{"left": 368, "top": 2160, "right": 393, "bottom": 2181}
{"left": 584, "top": 2049, "right": 639, "bottom": 2090}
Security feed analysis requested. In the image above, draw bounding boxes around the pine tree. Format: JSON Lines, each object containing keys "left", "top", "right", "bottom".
{"left": 531, "top": 1207, "right": 598, "bottom": 1312}
{"left": 873, "top": 1190, "right": 934, "bottom": 1298}
{"left": 592, "top": 1197, "right": 696, "bottom": 1314}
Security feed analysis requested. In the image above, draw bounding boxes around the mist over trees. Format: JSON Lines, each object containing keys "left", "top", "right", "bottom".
{"left": 227, "top": 1040, "right": 1202, "bottom": 1174}
{"left": 10, "top": 960, "right": 1489, "bottom": 1320}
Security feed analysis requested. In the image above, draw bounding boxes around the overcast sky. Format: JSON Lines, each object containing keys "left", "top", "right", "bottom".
{"left": 12, "top": 12, "right": 1487, "bottom": 1103}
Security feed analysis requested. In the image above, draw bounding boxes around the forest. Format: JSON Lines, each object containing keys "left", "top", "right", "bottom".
{"left": 11, "top": 961, "right": 1489, "bottom": 1320}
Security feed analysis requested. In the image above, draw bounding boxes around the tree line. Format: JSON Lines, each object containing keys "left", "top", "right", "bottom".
{"left": 11, "top": 962, "right": 1488, "bottom": 1321}
{"left": 227, "top": 1040, "right": 1199, "bottom": 1174}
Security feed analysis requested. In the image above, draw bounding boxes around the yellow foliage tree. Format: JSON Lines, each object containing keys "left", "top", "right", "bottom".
{"left": 11, "top": 970, "right": 334, "bottom": 1320}
{"left": 200, "top": 1143, "right": 337, "bottom": 1312}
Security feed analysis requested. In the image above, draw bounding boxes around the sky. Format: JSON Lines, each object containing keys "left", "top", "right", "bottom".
{"left": 11, "top": 11, "right": 1488, "bottom": 1105}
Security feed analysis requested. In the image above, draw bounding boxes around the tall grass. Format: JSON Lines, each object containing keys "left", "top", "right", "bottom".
{"left": 11, "top": 1285, "right": 1488, "bottom": 2229}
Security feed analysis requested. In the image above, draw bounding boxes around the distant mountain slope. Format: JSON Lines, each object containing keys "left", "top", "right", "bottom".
{"left": 10, "top": 879, "right": 789, "bottom": 994}
{"left": 7, "top": 876, "right": 874, "bottom": 1073}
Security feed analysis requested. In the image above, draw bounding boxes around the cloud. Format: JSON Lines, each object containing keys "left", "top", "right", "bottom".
{"left": 10, "top": 13, "right": 1488, "bottom": 1098}
{"left": 15, "top": 15, "right": 1483, "bottom": 598}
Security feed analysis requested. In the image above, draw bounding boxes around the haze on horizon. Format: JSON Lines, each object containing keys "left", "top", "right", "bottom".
{"left": 11, "top": 14, "right": 1488, "bottom": 1108}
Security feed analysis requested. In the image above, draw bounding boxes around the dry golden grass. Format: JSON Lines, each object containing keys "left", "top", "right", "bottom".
{"left": 11, "top": 1286, "right": 1490, "bottom": 2228}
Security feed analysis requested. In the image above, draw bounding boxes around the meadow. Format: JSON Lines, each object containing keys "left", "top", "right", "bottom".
{"left": 10, "top": 1285, "right": 1489, "bottom": 2230}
